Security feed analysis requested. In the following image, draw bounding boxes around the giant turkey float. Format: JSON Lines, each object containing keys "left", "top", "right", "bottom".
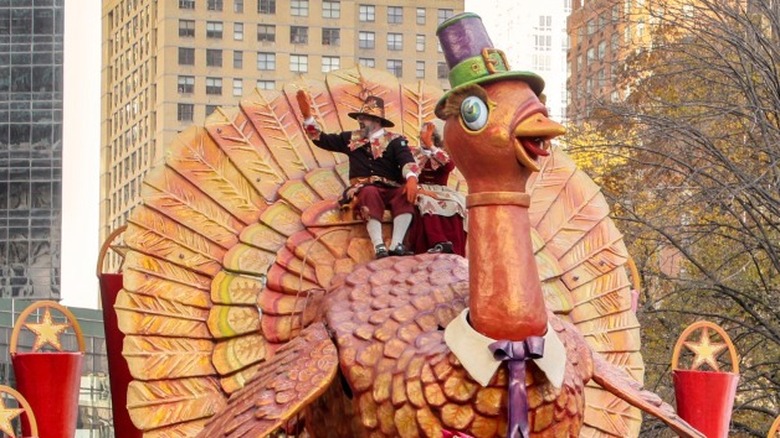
{"left": 90, "top": 12, "right": 719, "bottom": 438}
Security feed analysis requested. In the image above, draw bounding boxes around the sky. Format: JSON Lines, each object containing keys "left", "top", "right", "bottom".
{"left": 59, "top": 1, "right": 561, "bottom": 309}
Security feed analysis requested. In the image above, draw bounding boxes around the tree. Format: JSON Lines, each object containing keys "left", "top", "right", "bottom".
{"left": 566, "top": 0, "right": 780, "bottom": 435}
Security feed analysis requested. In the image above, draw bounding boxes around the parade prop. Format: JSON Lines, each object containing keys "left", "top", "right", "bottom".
{"left": 111, "top": 14, "right": 702, "bottom": 437}
{"left": 96, "top": 225, "right": 142, "bottom": 438}
{"left": 672, "top": 321, "right": 740, "bottom": 438}
{"left": 10, "top": 301, "right": 84, "bottom": 438}
{"left": 0, "top": 385, "right": 38, "bottom": 438}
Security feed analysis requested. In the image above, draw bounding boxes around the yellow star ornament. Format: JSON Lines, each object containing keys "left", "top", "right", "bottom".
{"left": 24, "top": 309, "right": 71, "bottom": 351}
{"left": 0, "top": 398, "right": 23, "bottom": 437}
{"left": 683, "top": 326, "right": 728, "bottom": 371}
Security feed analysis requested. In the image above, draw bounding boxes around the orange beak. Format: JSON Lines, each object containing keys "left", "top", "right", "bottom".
{"left": 513, "top": 113, "right": 566, "bottom": 172}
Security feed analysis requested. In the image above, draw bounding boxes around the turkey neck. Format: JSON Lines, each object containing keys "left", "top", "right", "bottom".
{"left": 466, "top": 191, "right": 548, "bottom": 341}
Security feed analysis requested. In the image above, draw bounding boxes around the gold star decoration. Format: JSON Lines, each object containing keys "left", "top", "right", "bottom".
{"left": 24, "top": 308, "right": 71, "bottom": 351}
{"left": 0, "top": 398, "right": 23, "bottom": 437}
{"left": 683, "top": 327, "right": 728, "bottom": 371}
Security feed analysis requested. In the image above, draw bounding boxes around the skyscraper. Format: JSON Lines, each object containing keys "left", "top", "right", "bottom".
{"left": 99, "top": 0, "right": 463, "bottom": 257}
{"left": 0, "top": 0, "right": 64, "bottom": 299}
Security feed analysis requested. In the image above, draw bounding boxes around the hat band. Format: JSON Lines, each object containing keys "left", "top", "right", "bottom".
{"left": 448, "top": 48, "right": 510, "bottom": 88}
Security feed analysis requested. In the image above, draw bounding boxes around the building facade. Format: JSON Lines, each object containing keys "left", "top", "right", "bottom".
{"left": 0, "top": 0, "right": 64, "bottom": 299}
{"left": 566, "top": 0, "right": 654, "bottom": 122}
{"left": 100, "top": 0, "right": 463, "bottom": 252}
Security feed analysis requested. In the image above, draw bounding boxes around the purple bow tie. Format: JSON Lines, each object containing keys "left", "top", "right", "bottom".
{"left": 489, "top": 337, "right": 545, "bottom": 438}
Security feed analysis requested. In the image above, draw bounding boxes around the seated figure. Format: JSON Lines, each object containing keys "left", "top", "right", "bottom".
{"left": 407, "top": 122, "right": 467, "bottom": 256}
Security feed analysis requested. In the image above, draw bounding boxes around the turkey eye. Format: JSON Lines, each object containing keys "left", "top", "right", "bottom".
{"left": 460, "top": 96, "right": 488, "bottom": 131}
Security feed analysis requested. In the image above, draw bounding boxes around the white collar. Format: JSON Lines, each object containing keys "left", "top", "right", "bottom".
{"left": 369, "top": 128, "right": 386, "bottom": 140}
{"left": 444, "top": 309, "right": 566, "bottom": 388}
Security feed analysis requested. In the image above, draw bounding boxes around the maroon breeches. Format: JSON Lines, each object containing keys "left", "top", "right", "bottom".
{"left": 356, "top": 184, "right": 415, "bottom": 221}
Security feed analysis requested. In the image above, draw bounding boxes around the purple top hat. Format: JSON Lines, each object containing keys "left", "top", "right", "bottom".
{"left": 435, "top": 13, "right": 545, "bottom": 116}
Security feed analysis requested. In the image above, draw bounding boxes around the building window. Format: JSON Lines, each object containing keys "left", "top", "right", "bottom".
{"left": 178, "top": 75, "right": 195, "bottom": 93}
{"left": 359, "top": 5, "right": 375, "bottom": 22}
{"left": 416, "top": 61, "right": 425, "bottom": 79}
{"left": 358, "top": 58, "right": 375, "bottom": 68}
{"left": 257, "top": 24, "right": 275, "bottom": 42}
{"left": 206, "top": 77, "right": 223, "bottom": 95}
{"left": 206, "top": 105, "right": 218, "bottom": 116}
{"left": 387, "top": 33, "right": 402, "bottom": 51}
{"left": 206, "top": 49, "right": 222, "bottom": 67}
{"left": 257, "top": 52, "right": 276, "bottom": 70}
{"left": 586, "top": 47, "right": 595, "bottom": 63}
{"left": 257, "top": 80, "right": 275, "bottom": 90}
{"left": 234, "top": 50, "right": 243, "bottom": 68}
{"left": 437, "top": 9, "right": 453, "bottom": 25}
{"left": 598, "top": 40, "right": 606, "bottom": 59}
{"left": 416, "top": 7, "right": 425, "bottom": 25}
{"left": 291, "top": 0, "right": 309, "bottom": 16}
{"left": 291, "top": 26, "right": 308, "bottom": 44}
{"left": 322, "top": 28, "right": 340, "bottom": 46}
{"left": 322, "top": 1, "right": 340, "bottom": 18}
{"left": 388, "top": 6, "right": 402, "bottom": 24}
{"left": 233, "top": 78, "right": 243, "bottom": 96}
{"left": 178, "top": 103, "right": 194, "bottom": 121}
{"left": 358, "top": 31, "right": 375, "bottom": 49}
{"left": 178, "top": 19, "right": 195, "bottom": 37}
{"left": 234, "top": 22, "right": 243, "bottom": 40}
{"left": 322, "top": 56, "right": 340, "bottom": 73}
{"left": 207, "top": 0, "right": 223, "bottom": 11}
{"left": 416, "top": 34, "right": 425, "bottom": 51}
{"left": 178, "top": 47, "right": 195, "bottom": 65}
{"left": 437, "top": 62, "right": 448, "bottom": 79}
{"left": 234, "top": 0, "right": 244, "bottom": 13}
{"left": 290, "top": 54, "right": 308, "bottom": 72}
{"left": 258, "top": 0, "right": 276, "bottom": 14}
{"left": 206, "top": 21, "right": 223, "bottom": 39}
{"left": 179, "top": 0, "right": 195, "bottom": 9}
{"left": 387, "top": 59, "right": 402, "bottom": 77}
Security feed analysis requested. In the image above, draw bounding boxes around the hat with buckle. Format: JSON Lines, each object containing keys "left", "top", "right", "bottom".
{"left": 435, "top": 13, "right": 545, "bottom": 115}
{"left": 347, "top": 95, "right": 395, "bottom": 128}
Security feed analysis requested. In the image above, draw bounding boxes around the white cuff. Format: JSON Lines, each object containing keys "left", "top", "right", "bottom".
{"left": 303, "top": 116, "right": 316, "bottom": 126}
{"left": 405, "top": 172, "right": 417, "bottom": 180}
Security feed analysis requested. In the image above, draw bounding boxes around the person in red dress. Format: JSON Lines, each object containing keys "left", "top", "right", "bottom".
{"left": 408, "top": 122, "right": 467, "bottom": 256}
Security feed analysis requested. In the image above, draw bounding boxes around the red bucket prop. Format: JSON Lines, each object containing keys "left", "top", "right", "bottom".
{"left": 97, "top": 226, "right": 143, "bottom": 438}
{"left": 672, "top": 321, "right": 739, "bottom": 438}
{"left": 0, "top": 385, "right": 39, "bottom": 438}
{"left": 10, "top": 301, "right": 85, "bottom": 438}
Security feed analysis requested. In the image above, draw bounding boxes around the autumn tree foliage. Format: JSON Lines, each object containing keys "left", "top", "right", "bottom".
{"left": 565, "top": 0, "right": 780, "bottom": 435}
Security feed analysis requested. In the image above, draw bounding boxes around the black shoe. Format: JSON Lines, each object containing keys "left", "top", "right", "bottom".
{"left": 427, "top": 241, "right": 454, "bottom": 254}
{"left": 375, "top": 244, "right": 389, "bottom": 259}
{"left": 389, "top": 243, "right": 413, "bottom": 256}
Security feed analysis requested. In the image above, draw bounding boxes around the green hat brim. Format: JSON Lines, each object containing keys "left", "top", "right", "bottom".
{"left": 435, "top": 71, "right": 545, "bottom": 118}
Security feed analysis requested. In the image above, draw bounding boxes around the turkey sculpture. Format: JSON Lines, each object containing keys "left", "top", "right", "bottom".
{"left": 115, "top": 13, "right": 703, "bottom": 438}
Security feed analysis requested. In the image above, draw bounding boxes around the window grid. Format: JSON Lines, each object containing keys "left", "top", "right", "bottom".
{"left": 206, "top": 49, "right": 222, "bottom": 67}
{"left": 291, "top": 0, "right": 309, "bottom": 16}
{"left": 257, "top": 24, "right": 275, "bottom": 42}
{"left": 206, "top": 77, "right": 223, "bottom": 95}
{"left": 387, "top": 33, "right": 402, "bottom": 51}
{"left": 322, "top": 56, "right": 340, "bottom": 73}
{"left": 387, "top": 59, "right": 402, "bottom": 78}
{"left": 416, "top": 7, "right": 425, "bottom": 25}
{"left": 234, "top": 0, "right": 244, "bottom": 13}
{"left": 358, "top": 31, "right": 375, "bottom": 49}
{"left": 258, "top": 0, "right": 276, "bottom": 14}
{"left": 322, "top": 28, "right": 340, "bottom": 46}
{"left": 437, "top": 9, "right": 453, "bottom": 25}
{"left": 416, "top": 34, "right": 425, "bottom": 51}
{"left": 257, "top": 52, "right": 276, "bottom": 70}
{"left": 206, "top": 21, "right": 223, "bottom": 39}
{"left": 207, "top": 0, "right": 223, "bottom": 11}
{"left": 291, "top": 26, "right": 308, "bottom": 44}
{"left": 177, "top": 75, "right": 194, "bottom": 93}
{"left": 178, "top": 20, "right": 195, "bottom": 37}
{"left": 178, "top": 47, "right": 195, "bottom": 65}
{"left": 234, "top": 22, "right": 244, "bottom": 40}
{"left": 416, "top": 61, "right": 425, "bottom": 79}
{"left": 322, "top": 1, "right": 340, "bottom": 18}
{"left": 290, "top": 54, "right": 308, "bottom": 73}
{"left": 257, "top": 80, "right": 275, "bottom": 90}
{"left": 359, "top": 5, "right": 375, "bottom": 22}
{"left": 233, "top": 78, "right": 243, "bottom": 96}
{"left": 388, "top": 6, "right": 402, "bottom": 24}
{"left": 233, "top": 50, "right": 243, "bottom": 68}
{"left": 358, "top": 58, "right": 375, "bottom": 68}
{"left": 178, "top": 103, "right": 194, "bottom": 121}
